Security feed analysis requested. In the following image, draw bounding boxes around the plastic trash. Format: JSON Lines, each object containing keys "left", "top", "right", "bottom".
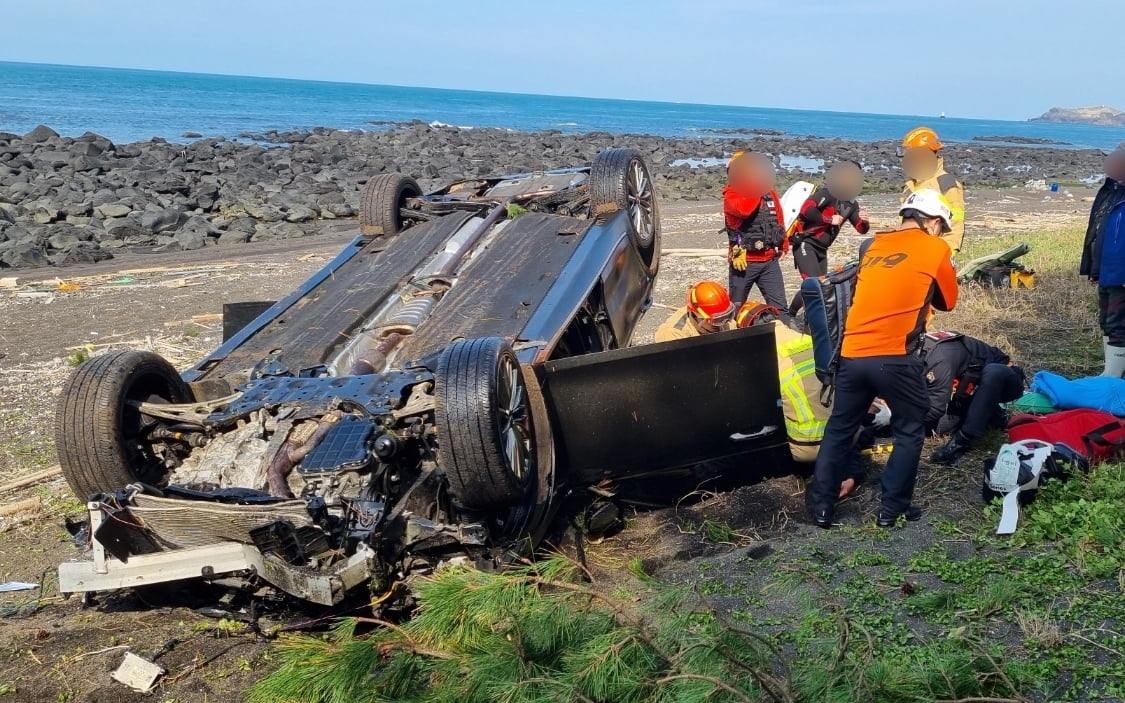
{"left": 0, "top": 582, "right": 39, "bottom": 592}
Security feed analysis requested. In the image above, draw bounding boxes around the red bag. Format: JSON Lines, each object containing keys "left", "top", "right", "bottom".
{"left": 1007, "top": 409, "right": 1125, "bottom": 462}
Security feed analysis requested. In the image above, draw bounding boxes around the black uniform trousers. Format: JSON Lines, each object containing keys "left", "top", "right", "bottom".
{"left": 810, "top": 355, "right": 929, "bottom": 516}
{"left": 788, "top": 238, "right": 829, "bottom": 315}
{"left": 953, "top": 363, "right": 1024, "bottom": 439}
{"left": 729, "top": 257, "right": 791, "bottom": 323}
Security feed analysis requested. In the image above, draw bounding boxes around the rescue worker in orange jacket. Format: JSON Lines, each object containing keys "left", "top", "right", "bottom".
{"left": 900, "top": 127, "right": 966, "bottom": 253}
{"left": 725, "top": 151, "right": 791, "bottom": 324}
{"left": 808, "top": 189, "right": 959, "bottom": 529}
{"left": 654, "top": 281, "right": 737, "bottom": 342}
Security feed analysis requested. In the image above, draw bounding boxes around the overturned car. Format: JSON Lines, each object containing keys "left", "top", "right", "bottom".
{"left": 56, "top": 148, "right": 790, "bottom": 606}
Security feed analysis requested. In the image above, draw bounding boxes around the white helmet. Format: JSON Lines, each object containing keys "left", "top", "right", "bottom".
{"left": 900, "top": 189, "right": 953, "bottom": 233}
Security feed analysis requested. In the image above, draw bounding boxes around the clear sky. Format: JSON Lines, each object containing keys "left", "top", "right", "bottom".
{"left": 1, "top": 0, "right": 1121, "bottom": 120}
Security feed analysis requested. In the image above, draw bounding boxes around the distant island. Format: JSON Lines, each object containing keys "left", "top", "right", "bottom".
{"left": 1031, "top": 106, "right": 1125, "bottom": 127}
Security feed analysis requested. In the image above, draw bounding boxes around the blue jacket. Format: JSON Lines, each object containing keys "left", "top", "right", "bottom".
{"left": 1081, "top": 178, "right": 1125, "bottom": 280}
{"left": 1095, "top": 197, "right": 1125, "bottom": 286}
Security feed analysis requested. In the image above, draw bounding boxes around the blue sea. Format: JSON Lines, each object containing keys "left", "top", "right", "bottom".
{"left": 2, "top": 61, "right": 1125, "bottom": 151}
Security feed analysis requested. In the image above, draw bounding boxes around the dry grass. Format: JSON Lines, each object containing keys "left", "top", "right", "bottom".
{"left": 936, "top": 227, "right": 1100, "bottom": 376}
{"left": 1016, "top": 609, "right": 1065, "bottom": 648}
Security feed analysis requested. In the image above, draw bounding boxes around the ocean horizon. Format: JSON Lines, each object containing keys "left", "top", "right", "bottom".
{"left": 2, "top": 60, "right": 1125, "bottom": 150}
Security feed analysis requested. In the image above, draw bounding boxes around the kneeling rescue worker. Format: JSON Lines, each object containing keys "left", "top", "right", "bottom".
{"left": 922, "top": 331, "right": 1025, "bottom": 466}
{"left": 654, "top": 281, "right": 736, "bottom": 342}
{"left": 808, "top": 189, "right": 959, "bottom": 529}
{"left": 724, "top": 150, "right": 791, "bottom": 323}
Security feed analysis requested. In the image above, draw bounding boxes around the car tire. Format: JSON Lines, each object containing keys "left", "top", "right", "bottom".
{"left": 55, "top": 350, "right": 192, "bottom": 500}
{"left": 590, "top": 147, "right": 661, "bottom": 275}
{"left": 435, "top": 337, "right": 537, "bottom": 509}
{"left": 359, "top": 173, "right": 422, "bottom": 236}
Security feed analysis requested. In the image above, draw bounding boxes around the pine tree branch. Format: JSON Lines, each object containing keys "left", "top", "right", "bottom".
{"left": 655, "top": 673, "right": 756, "bottom": 702}
{"left": 352, "top": 617, "right": 457, "bottom": 661}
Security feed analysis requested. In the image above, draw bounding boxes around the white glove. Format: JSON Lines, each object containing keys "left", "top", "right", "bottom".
{"left": 871, "top": 399, "right": 891, "bottom": 428}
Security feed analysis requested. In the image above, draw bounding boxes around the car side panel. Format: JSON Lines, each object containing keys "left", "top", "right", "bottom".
{"left": 518, "top": 210, "right": 651, "bottom": 362}
{"left": 600, "top": 239, "right": 653, "bottom": 348}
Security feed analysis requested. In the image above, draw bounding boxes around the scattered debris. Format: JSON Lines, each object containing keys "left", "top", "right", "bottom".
{"left": 0, "top": 467, "right": 62, "bottom": 495}
{"left": 112, "top": 652, "right": 165, "bottom": 692}
{"left": 0, "top": 277, "right": 19, "bottom": 289}
{"left": 0, "top": 581, "right": 38, "bottom": 593}
{"left": 0, "top": 497, "right": 41, "bottom": 517}
{"left": 191, "top": 313, "right": 224, "bottom": 324}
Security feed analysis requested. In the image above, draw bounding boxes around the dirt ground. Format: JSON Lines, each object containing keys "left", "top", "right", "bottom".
{"left": 0, "top": 185, "right": 1097, "bottom": 702}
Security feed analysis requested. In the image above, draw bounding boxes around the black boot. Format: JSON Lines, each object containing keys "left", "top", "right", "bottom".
{"left": 932, "top": 431, "right": 973, "bottom": 466}
{"left": 810, "top": 504, "right": 835, "bottom": 529}
{"left": 876, "top": 505, "right": 923, "bottom": 527}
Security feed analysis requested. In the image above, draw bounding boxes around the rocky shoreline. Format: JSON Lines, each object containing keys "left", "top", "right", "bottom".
{"left": 0, "top": 121, "right": 1109, "bottom": 269}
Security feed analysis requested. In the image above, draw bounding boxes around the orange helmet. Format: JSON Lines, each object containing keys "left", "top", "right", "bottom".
{"left": 900, "top": 127, "right": 943, "bottom": 154}
{"left": 687, "top": 281, "right": 735, "bottom": 321}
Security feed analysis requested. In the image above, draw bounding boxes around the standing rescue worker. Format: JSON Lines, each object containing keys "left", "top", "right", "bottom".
{"left": 1080, "top": 148, "right": 1125, "bottom": 377}
{"left": 901, "top": 127, "right": 966, "bottom": 253}
{"left": 788, "top": 161, "right": 871, "bottom": 315}
{"left": 654, "top": 281, "right": 736, "bottom": 342}
{"left": 808, "top": 189, "right": 959, "bottom": 529}
{"left": 725, "top": 151, "right": 791, "bottom": 323}
{"left": 922, "top": 331, "right": 1025, "bottom": 465}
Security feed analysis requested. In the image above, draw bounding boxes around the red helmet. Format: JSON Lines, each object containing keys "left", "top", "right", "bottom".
{"left": 687, "top": 282, "right": 735, "bottom": 321}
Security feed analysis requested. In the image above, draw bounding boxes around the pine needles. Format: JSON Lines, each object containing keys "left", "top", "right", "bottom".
{"left": 248, "top": 556, "right": 787, "bottom": 703}
{"left": 248, "top": 554, "right": 1031, "bottom": 703}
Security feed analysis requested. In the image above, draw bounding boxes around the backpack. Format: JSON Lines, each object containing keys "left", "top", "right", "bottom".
{"left": 799, "top": 261, "right": 861, "bottom": 405}
{"left": 982, "top": 439, "right": 1088, "bottom": 534}
{"left": 1007, "top": 409, "right": 1125, "bottom": 462}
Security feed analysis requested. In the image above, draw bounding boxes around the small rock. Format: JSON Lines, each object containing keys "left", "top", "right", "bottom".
{"left": 33, "top": 206, "right": 59, "bottom": 224}
{"left": 321, "top": 201, "right": 355, "bottom": 218}
{"left": 52, "top": 241, "right": 113, "bottom": 266}
{"left": 218, "top": 229, "right": 251, "bottom": 245}
{"left": 284, "top": 205, "right": 318, "bottom": 223}
{"left": 47, "top": 229, "right": 81, "bottom": 250}
{"left": 0, "top": 242, "right": 49, "bottom": 268}
{"left": 95, "top": 203, "right": 132, "bottom": 219}
{"left": 244, "top": 203, "right": 285, "bottom": 223}
{"left": 182, "top": 132, "right": 203, "bottom": 139}
{"left": 22, "top": 124, "right": 59, "bottom": 143}
{"left": 140, "top": 208, "right": 185, "bottom": 234}
{"left": 175, "top": 229, "right": 207, "bottom": 250}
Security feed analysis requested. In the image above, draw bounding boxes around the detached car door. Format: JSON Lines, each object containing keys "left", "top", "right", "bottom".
{"left": 540, "top": 325, "right": 792, "bottom": 490}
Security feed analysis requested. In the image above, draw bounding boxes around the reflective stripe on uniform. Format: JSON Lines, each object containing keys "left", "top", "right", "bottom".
{"left": 775, "top": 333, "right": 827, "bottom": 442}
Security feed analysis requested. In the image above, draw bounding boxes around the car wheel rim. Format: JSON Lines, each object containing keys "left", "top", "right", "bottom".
{"left": 626, "top": 159, "right": 655, "bottom": 248}
{"left": 497, "top": 354, "right": 532, "bottom": 483}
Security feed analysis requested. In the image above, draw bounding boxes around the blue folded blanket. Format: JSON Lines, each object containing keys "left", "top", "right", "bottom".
{"left": 1030, "top": 371, "right": 1125, "bottom": 417}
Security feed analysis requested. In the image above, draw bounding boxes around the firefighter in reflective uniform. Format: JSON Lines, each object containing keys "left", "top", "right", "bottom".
{"left": 900, "top": 127, "right": 966, "bottom": 253}
{"left": 654, "top": 281, "right": 736, "bottom": 342}
{"left": 923, "top": 331, "right": 1025, "bottom": 466}
{"left": 725, "top": 151, "right": 791, "bottom": 323}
